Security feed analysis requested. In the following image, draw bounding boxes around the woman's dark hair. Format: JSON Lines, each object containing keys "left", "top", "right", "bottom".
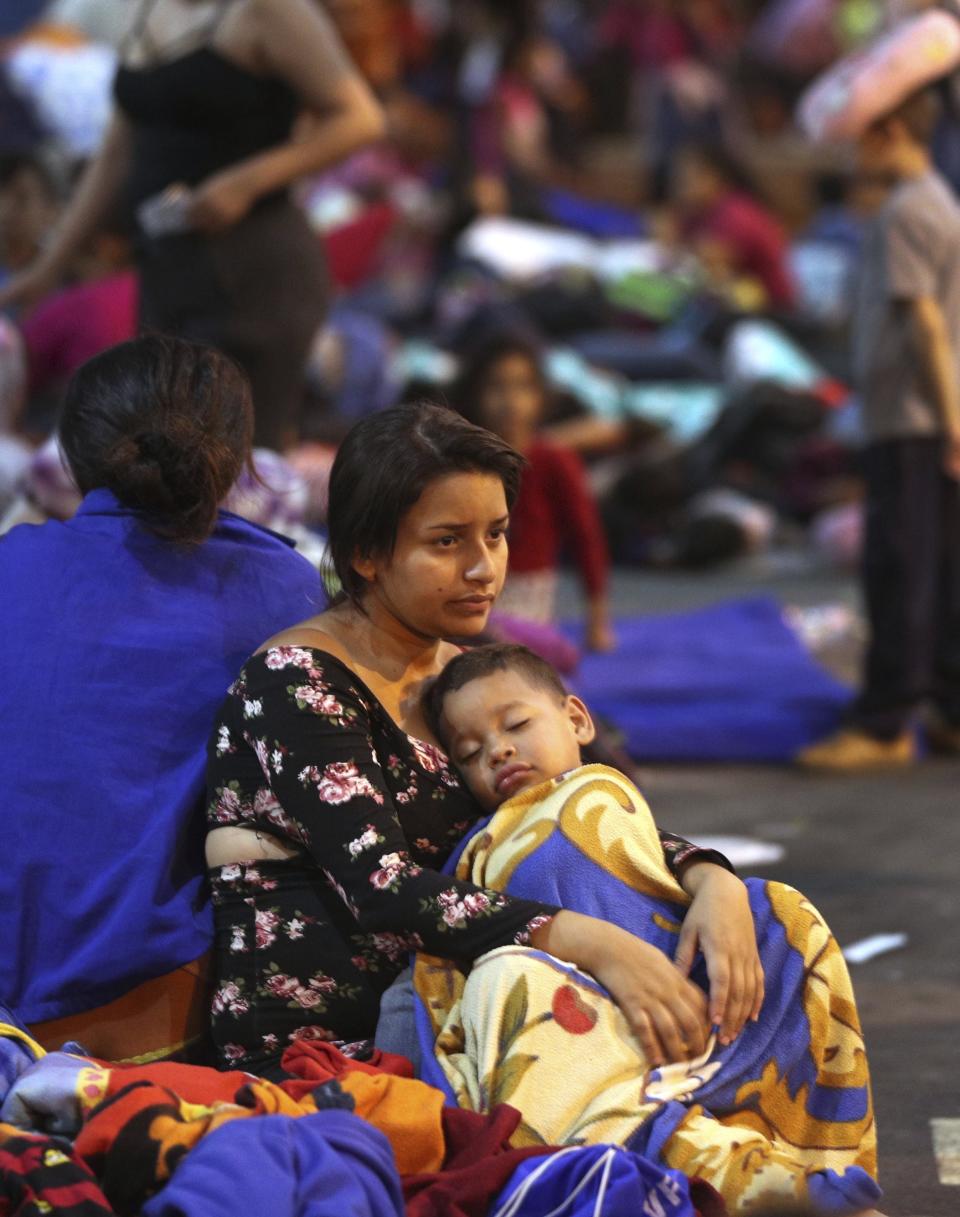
{"left": 325, "top": 401, "right": 525, "bottom": 605}
{"left": 59, "top": 334, "right": 253, "bottom": 545}
{"left": 452, "top": 332, "right": 547, "bottom": 429}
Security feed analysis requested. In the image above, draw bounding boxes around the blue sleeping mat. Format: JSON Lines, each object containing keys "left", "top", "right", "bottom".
{"left": 567, "top": 597, "right": 849, "bottom": 763}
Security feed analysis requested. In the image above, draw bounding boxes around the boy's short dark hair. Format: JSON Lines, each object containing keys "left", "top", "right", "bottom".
{"left": 873, "top": 86, "right": 941, "bottom": 146}
{"left": 426, "top": 644, "right": 567, "bottom": 744}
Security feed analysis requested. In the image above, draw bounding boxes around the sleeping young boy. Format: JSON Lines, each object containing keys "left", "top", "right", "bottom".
{"left": 422, "top": 642, "right": 763, "bottom": 1047}
{"left": 411, "top": 645, "right": 882, "bottom": 1212}
{"left": 370, "top": 642, "right": 742, "bottom": 1073}
{"left": 426, "top": 641, "right": 602, "bottom": 813}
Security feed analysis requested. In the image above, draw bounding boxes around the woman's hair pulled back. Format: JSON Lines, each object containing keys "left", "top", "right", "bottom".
{"left": 325, "top": 400, "right": 525, "bottom": 605}
{"left": 59, "top": 334, "right": 254, "bottom": 544}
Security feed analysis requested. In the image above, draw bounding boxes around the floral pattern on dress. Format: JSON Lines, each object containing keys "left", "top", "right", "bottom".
{"left": 298, "top": 760, "right": 384, "bottom": 806}
{"left": 515, "top": 912, "right": 556, "bottom": 946}
{"left": 264, "top": 647, "right": 317, "bottom": 671}
{"left": 369, "top": 850, "right": 422, "bottom": 893}
{"left": 409, "top": 735, "right": 461, "bottom": 788}
{"left": 288, "top": 681, "right": 349, "bottom": 719}
{"left": 260, "top": 962, "right": 361, "bottom": 1012}
{"left": 212, "top": 979, "right": 250, "bottom": 1019}
{"left": 346, "top": 825, "right": 386, "bottom": 859}
{"left": 425, "top": 886, "right": 511, "bottom": 932}
{"left": 350, "top": 930, "right": 423, "bottom": 972}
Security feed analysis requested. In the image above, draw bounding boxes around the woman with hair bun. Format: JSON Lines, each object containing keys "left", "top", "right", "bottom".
{"left": 0, "top": 334, "right": 322, "bottom": 1057}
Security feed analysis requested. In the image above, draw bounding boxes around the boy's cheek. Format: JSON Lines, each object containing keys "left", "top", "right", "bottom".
{"left": 464, "top": 771, "right": 498, "bottom": 810}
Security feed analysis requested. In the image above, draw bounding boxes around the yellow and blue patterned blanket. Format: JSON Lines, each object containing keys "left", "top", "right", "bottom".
{"left": 413, "top": 764, "right": 880, "bottom": 1214}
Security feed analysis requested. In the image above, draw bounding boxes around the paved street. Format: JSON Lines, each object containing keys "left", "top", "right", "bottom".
{"left": 559, "top": 562, "right": 960, "bottom": 1216}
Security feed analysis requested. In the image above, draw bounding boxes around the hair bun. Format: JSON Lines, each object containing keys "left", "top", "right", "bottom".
{"left": 59, "top": 335, "right": 253, "bottom": 544}
{"left": 136, "top": 430, "right": 180, "bottom": 466}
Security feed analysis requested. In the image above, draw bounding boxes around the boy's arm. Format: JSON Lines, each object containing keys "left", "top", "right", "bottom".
{"left": 909, "top": 295, "right": 960, "bottom": 478}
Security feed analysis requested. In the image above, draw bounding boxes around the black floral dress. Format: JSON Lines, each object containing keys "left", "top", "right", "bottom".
{"left": 205, "top": 646, "right": 727, "bottom": 1071}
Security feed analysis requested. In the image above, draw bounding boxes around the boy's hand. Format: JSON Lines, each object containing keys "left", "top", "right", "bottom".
{"left": 674, "top": 865, "right": 764, "bottom": 1045}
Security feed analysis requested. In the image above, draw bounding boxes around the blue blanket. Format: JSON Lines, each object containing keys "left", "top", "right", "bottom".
{"left": 567, "top": 596, "right": 849, "bottom": 762}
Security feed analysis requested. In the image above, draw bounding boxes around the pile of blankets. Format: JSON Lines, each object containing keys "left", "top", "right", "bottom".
{"left": 0, "top": 1015, "right": 717, "bottom": 1217}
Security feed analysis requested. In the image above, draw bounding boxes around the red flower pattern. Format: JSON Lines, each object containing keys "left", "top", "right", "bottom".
{"left": 551, "top": 985, "right": 598, "bottom": 1035}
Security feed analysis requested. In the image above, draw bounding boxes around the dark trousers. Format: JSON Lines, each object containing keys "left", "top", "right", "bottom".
{"left": 139, "top": 198, "right": 329, "bottom": 451}
{"left": 851, "top": 437, "right": 960, "bottom": 738}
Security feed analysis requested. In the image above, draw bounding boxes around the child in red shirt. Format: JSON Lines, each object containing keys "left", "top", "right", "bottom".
{"left": 454, "top": 336, "right": 614, "bottom": 651}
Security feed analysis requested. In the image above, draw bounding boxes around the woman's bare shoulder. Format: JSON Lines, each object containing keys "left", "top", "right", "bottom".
{"left": 254, "top": 612, "right": 353, "bottom": 665}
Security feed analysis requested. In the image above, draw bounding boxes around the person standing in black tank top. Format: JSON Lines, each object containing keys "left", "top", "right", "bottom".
{"left": 0, "top": 0, "right": 384, "bottom": 450}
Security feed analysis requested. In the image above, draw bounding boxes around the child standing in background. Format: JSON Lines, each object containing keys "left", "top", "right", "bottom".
{"left": 454, "top": 335, "right": 614, "bottom": 651}
{"left": 800, "top": 87, "right": 960, "bottom": 769}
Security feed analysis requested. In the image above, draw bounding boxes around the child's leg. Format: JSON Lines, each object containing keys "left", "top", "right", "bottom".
{"left": 932, "top": 464, "right": 960, "bottom": 729}
{"left": 853, "top": 437, "right": 943, "bottom": 738}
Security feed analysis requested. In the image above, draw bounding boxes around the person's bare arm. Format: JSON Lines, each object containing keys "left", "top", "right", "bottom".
{"left": 189, "top": 0, "right": 385, "bottom": 232}
{"left": 0, "top": 112, "right": 132, "bottom": 311}
{"left": 909, "top": 295, "right": 960, "bottom": 477}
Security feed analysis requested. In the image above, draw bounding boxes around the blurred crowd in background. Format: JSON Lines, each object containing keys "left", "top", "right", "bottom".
{"left": 0, "top": 1, "right": 946, "bottom": 624}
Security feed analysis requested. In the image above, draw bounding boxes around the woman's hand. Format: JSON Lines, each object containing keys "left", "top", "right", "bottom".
{"left": 188, "top": 167, "right": 258, "bottom": 234}
{"left": 674, "top": 864, "right": 764, "bottom": 1045}
{"left": 531, "top": 911, "right": 710, "bottom": 1067}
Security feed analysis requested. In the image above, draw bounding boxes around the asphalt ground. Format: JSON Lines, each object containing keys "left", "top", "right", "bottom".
{"left": 557, "top": 560, "right": 960, "bottom": 1216}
